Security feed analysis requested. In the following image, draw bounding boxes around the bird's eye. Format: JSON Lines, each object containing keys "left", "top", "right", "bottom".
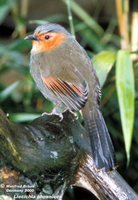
{"left": 45, "top": 35, "right": 50, "bottom": 40}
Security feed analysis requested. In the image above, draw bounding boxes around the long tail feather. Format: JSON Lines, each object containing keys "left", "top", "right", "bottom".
{"left": 83, "top": 108, "right": 115, "bottom": 170}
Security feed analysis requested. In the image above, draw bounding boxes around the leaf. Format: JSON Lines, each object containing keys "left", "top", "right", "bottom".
{"left": 93, "top": 51, "right": 116, "bottom": 87}
{"left": 0, "top": 81, "right": 20, "bottom": 102}
{"left": 0, "top": 0, "right": 12, "bottom": 24}
{"left": 116, "top": 50, "right": 135, "bottom": 163}
{"left": 9, "top": 113, "right": 40, "bottom": 122}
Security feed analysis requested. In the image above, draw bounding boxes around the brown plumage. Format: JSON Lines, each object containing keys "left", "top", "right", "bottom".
{"left": 25, "top": 23, "right": 115, "bottom": 170}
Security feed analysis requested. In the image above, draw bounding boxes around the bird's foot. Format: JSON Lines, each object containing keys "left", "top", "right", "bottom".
{"left": 54, "top": 112, "right": 63, "bottom": 121}
{"left": 72, "top": 112, "right": 78, "bottom": 120}
{"left": 42, "top": 109, "right": 63, "bottom": 121}
{"left": 41, "top": 111, "right": 52, "bottom": 116}
{"left": 68, "top": 110, "right": 78, "bottom": 121}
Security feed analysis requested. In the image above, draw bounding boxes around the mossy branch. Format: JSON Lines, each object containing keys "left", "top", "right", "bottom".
{"left": 0, "top": 109, "right": 137, "bottom": 199}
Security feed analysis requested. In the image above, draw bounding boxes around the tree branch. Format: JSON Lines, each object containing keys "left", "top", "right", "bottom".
{"left": 0, "top": 109, "right": 137, "bottom": 199}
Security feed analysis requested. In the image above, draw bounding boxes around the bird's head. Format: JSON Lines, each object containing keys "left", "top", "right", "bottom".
{"left": 25, "top": 23, "right": 71, "bottom": 54}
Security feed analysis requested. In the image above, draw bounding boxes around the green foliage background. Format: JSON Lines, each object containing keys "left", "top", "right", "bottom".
{"left": 0, "top": 0, "right": 138, "bottom": 195}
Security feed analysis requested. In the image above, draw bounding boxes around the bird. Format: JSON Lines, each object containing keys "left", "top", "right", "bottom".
{"left": 25, "top": 23, "right": 115, "bottom": 171}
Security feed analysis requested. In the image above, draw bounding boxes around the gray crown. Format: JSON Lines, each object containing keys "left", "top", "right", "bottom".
{"left": 34, "top": 23, "right": 70, "bottom": 35}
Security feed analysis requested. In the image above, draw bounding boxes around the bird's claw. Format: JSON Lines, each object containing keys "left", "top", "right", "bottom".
{"left": 42, "top": 111, "right": 63, "bottom": 121}
{"left": 41, "top": 111, "right": 52, "bottom": 116}
{"left": 51, "top": 111, "right": 63, "bottom": 121}
{"left": 57, "top": 113, "right": 63, "bottom": 121}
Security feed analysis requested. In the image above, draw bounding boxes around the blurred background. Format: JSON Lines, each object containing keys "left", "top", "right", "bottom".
{"left": 0, "top": 0, "right": 138, "bottom": 199}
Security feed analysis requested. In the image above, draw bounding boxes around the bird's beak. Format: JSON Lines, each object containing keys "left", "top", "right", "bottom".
{"left": 24, "top": 34, "right": 38, "bottom": 41}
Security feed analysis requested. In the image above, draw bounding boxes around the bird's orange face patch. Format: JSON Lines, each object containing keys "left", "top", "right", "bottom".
{"left": 31, "top": 32, "right": 66, "bottom": 53}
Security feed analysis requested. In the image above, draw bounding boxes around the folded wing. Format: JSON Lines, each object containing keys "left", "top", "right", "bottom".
{"left": 42, "top": 76, "right": 88, "bottom": 111}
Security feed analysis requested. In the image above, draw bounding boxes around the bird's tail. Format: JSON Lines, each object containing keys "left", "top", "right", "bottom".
{"left": 83, "top": 107, "right": 115, "bottom": 171}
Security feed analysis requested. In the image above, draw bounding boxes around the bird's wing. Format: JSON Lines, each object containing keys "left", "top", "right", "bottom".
{"left": 41, "top": 76, "right": 88, "bottom": 111}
